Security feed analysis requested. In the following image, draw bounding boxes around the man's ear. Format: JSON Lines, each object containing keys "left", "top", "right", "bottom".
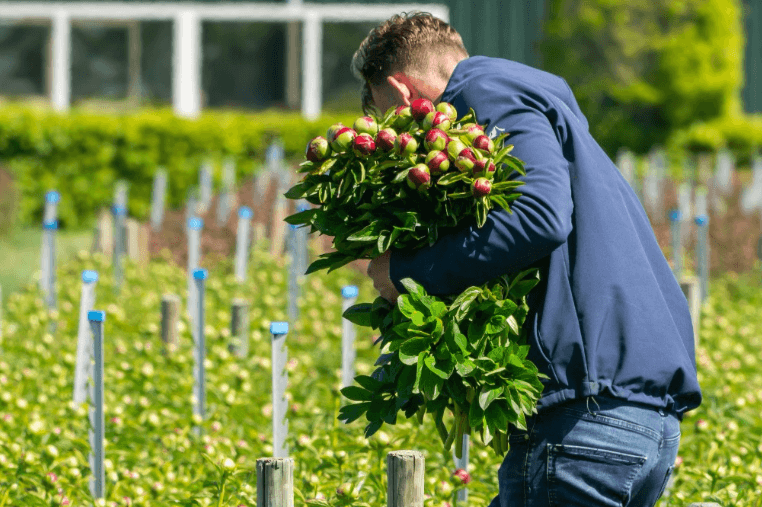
{"left": 387, "top": 73, "right": 419, "bottom": 106}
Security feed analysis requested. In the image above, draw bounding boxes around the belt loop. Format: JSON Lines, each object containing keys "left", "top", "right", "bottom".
{"left": 586, "top": 396, "right": 600, "bottom": 415}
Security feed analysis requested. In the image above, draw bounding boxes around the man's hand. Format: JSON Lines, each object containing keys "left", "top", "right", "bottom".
{"left": 367, "top": 250, "right": 400, "bottom": 303}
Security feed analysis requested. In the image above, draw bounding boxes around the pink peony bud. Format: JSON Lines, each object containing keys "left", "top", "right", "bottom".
{"left": 305, "top": 136, "right": 331, "bottom": 163}
{"left": 394, "top": 132, "right": 418, "bottom": 156}
{"left": 463, "top": 123, "right": 485, "bottom": 143}
{"left": 455, "top": 152, "right": 476, "bottom": 173}
{"left": 410, "top": 98, "right": 435, "bottom": 122}
{"left": 352, "top": 133, "right": 376, "bottom": 157}
{"left": 425, "top": 150, "right": 450, "bottom": 176}
{"left": 407, "top": 164, "right": 431, "bottom": 191}
{"left": 472, "top": 159, "right": 496, "bottom": 178}
{"left": 331, "top": 127, "right": 357, "bottom": 153}
{"left": 326, "top": 123, "right": 345, "bottom": 143}
{"left": 353, "top": 116, "right": 379, "bottom": 136}
{"left": 472, "top": 135, "right": 495, "bottom": 153}
{"left": 436, "top": 102, "right": 458, "bottom": 122}
{"left": 452, "top": 468, "right": 471, "bottom": 485}
{"left": 446, "top": 138, "right": 469, "bottom": 161}
{"left": 424, "top": 128, "right": 449, "bottom": 152}
{"left": 471, "top": 177, "right": 492, "bottom": 197}
{"left": 393, "top": 105, "right": 414, "bottom": 128}
{"left": 422, "top": 111, "right": 451, "bottom": 132}
{"left": 375, "top": 128, "right": 397, "bottom": 152}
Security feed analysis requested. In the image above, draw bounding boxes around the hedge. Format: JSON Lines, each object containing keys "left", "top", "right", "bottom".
{"left": 0, "top": 104, "right": 356, "bottom": 230}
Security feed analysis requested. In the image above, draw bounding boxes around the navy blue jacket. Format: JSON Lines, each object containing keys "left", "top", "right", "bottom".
{"left": 389, "top": 56, "right": 702, "bottom": 419}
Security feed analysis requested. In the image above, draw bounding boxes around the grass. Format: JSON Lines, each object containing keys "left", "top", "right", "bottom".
{"left": 0, "top": 225, "right": 94, "bottom": 304}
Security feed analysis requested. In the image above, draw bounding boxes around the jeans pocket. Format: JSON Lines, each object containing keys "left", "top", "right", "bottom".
{"left": 656, "top": 465, "right": 675, "bottom": 500}
{"left": 547, "top": 443, "right": 647, "bottom": 507}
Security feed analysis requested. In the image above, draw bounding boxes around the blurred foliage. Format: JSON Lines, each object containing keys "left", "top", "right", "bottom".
{"left": 0, "top": 103, "right": 356, "bottom": 230}
{"left": 541, "top": 0, "right": 746, "bottom": 157}
{"left": 667, "top": 114, "right": 762, "bottom": 162}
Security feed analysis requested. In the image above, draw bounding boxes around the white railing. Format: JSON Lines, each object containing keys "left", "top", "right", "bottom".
{"left": 0, "top": 2, "right": 449, "bottom": 119}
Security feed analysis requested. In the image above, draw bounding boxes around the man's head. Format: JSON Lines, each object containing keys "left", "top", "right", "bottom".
{"left": 351, "top": 12, "right": 469, "bottom": 115}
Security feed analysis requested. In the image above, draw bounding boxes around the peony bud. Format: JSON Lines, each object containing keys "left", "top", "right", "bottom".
{"left": 455, "top": 152, "right": 476, "bottom": 173}
{"left": 331, "top": 127, "right": 357, "bottom": 153}
{"left": 305, "top": 136, "right": 331, "bottom": 163}
{"left": 446, "top": 138, "right": 469, "bottom": 161}
{"left": 472, "top": 159, "right": 496, "bottom": 178}
{"left": 425, "top": 150, "right": 450, "bottom": 176}
{"left": 424, "top": 128, "right": 449, "bottom": 152}
{"left": 393, "top": 105, "right": 413, "bottom": 129}
{"left": 353, "top": 116, "right": 379, "bottom": 136}
{"left": 471, "top": 177, "right": 492, "bottom": 197}
{"left": 422, "top": 111, "right": 451, "bottom": 132}
{"left": 375, "top": 128, "right": 397, "bottom": 152}
{"left": 462, "top": 123, "right": 485, "bottom": 143}
{"left": 394, "top": 132, "right": 418, "bottom": 156}
{"left": 452, "top": 469, "right": 471, "bottom": 485}
{"left": 436, "top": 102, "right": 458, "bottom": 122}
{"left": 352, "top": 133, "right": 376, "bottom": 157}
{"left": 472, "top": 135, "right": 495, "bottom": 153}
{"left": 407, "top": 164, "right": 431, "bottom": 191}
{"left": 327, "top": 123, "right": 345, "bottom": 143}
{"left": 410, "top": 98, "right": 435, "bottom": 122}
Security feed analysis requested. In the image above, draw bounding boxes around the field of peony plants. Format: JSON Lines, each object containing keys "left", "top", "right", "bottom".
{"left": 0, "top": 241, "right": 760, "bottom": 506}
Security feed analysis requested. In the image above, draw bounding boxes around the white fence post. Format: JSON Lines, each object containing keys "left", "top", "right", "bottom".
{"left": 151, "top": 168, "right": 168, "bottom": 233}
{"left": 87, "top": 310, "right": 106, "bottom": 501}
{"left": 113, "top": 181, "right": 129, "bottom": 294}
{"left": 235, "top": 206, "right": 253, "bottom": 283}
{"left": 173, "top": 9, "right": 202, "bottom": 119}
{"left": 187, "top": 217, "right": 203, "bottom": 326}
{"left": 51, "top": 10, "right": 71, "bottom": 112}
{"left": 270, "top": 321, "right": 289, "bottom": 458}
{"left": 192, "top": 268, "right": 208, "bottom": 436}
{"left": 341, "top": 286, "right": 358, "bottom": 389}
{"left": 301, "top": 12, "right": 322, "bottom": 120}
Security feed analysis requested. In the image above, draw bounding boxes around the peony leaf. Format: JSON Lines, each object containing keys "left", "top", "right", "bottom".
{"left": 478, "top": 386, "right": 503, "bottom": 411}
{"left": 341, "top": 386, "right": 374, "bottom": 402}
{"left": 342, "top": 303, "right": 374, "bottom": 327}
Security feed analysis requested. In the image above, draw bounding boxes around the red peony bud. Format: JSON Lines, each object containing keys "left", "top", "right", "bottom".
{"left": 327, "top": 123, "right": 345, "bottom": 143}
{"left": 375, "top": 128, "right": 397, "bottom": 152}
{"left": 305, "top": 136, "right": 331, "bottom": 163}
{"left": 331, "top": 127, "right": 357, "bottom": 152}
{"left": 455, "top": 152, "right": 476, "bottom": 173}
{"left": 407, "top": 164, "right": 431, "bottom": 191}
{"left": 471, "top": 177, "right": 492, "bottom": 197}
{"left": 452, "top": 468, "right": 471, "bottom": 485}
{"left": 352, "top": 133, "right": 376, "bottom": 157}
{"left": 472, "top": 134, "right": 495, "bottom": 153}
{"left": 394, "top": 132, "right": 418, "bottom": 156}
{"left": 410, "top": 98, "right": 435, "bottom": 122}
{"left": 463, "top": 123, "right": 485, "bottom": 143}
{"left": 447, "top": 138, "right": 469, "bottom": 161}
{"left": 424, "top": 128, "right": 449, "bottom": 152}
{"left": 393, "top": 105, "right": 413, "bottom": 128}
{"left": 425, "top": 150, "right": 450, "bottom": 175}
{"left": 353, "top": 116, "right": 379, "bottom": 136}
{"left": 422, "top": 111, "right": 452, "bottom": 132}
{"left": 473, "top": 159, "right": 496, "bottom": 178}
{"left": 436, "top": 102, "right": 458, "bottom": 122}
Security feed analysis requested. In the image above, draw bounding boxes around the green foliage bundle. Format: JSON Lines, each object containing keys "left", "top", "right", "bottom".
{"left": 542, "top": 0, "right": 746, "bottom": 157}
{"left": 667, "top": 114, "right": 762, "bottom": 163}
{"left": 0, "top": 104, "right": 356, "bottom": 230}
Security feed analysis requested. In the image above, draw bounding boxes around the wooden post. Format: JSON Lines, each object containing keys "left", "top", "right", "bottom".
{"left": 270, "top": 193, "right": 288, "bottom": 260}
{"left": 387, "top": 450, "right": 424, "bottom": 507}
{"left": 230, "top": 299, "right": 250, "bottom": 358}
{"left": 161, "top": 294, "right": 180, "bottom": 353}
{"left": 126, "top": 217, "right": 140, "bottom": 262}
{"left": 256, "top": 457, "right": 294, "bottom": 507}
{"left": 94, "top": 208, "right": 113, "bottom": 257}
{"left": 138, "top": 222, "right": 150, "bottom": 267}
{"left": 680, "top": 276, "right": 700, "bottom": 351}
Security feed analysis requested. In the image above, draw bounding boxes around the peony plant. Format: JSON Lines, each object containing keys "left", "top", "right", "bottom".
{"left": 285, "top": 98, "right": 546, "bottom": 459}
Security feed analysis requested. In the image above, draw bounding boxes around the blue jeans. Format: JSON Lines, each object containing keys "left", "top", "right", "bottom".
{"left": 488, "top": 395, "right": 681, "bottom": 507}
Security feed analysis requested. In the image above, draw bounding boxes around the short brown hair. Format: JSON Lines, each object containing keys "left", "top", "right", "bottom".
{"left": 351, "top": 12, "right": 468, "bottom": 115}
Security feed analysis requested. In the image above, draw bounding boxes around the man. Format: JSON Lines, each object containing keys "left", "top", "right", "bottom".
{"left": 352, "top": 12, "right": 702, "bottom": 507}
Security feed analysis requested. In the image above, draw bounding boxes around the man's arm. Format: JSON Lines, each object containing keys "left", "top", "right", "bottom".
{"left": 387, "top": 74, "right": 574, "bottom": 297}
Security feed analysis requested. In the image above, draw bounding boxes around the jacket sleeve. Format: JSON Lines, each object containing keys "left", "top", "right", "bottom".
{"left": 389, "top": 74, "right": 574, "bottom": 297}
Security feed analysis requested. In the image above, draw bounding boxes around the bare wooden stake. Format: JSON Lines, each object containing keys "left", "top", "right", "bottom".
{"left": 256, "top": 457, "right": 294, "bottom": 507}
{"left": 680, "top": 275, "right": 700, "bottom": 351}
{"left": 161, "top": 294, "right": 180, "bottom": 353}
{"left": 230, "top": 299, "right": 250, "bottom": 358}
{"left": 387, "top": 450, "right": 424, "bottom": 507}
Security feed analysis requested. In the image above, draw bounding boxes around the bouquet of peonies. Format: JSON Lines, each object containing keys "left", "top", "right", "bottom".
{"left": 285, "top": 98, "right": 545, "bottom": 458}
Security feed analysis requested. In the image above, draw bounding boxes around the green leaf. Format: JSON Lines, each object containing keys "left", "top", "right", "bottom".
{"left": 450, "top": 287, "right": 482, "bottom": 321}
{"left": 436, "top": 172, "right": 469, "bottom": 186}
{"left": 400, "top": 278, "right": 426, "bottom": 299}
{"left": 392, "top": 167, "right": 412, "bottom": 184}
{"left": 284, "top": 208, "right": 316, "bottom": 226}
{"left": 455, "top": 358, "right": 477, "bottom": 377}
{"left": 491, "top": 180, "right": 524, "bottom": 191}
{"left": 341, "top": 386, "right": 374, "bottom": 402}
{"left": 424, "top": 355, "right": 449, "bottom": 380}
{"left": 354, "top": 375, "right": 384, "bottom": 391}
{"left": 364, "top": 419, "right": 383, "bottom": 438}
{"left": 485, "top": 314, "right": 508, "bottom": 334}
{"left": 420, "top": 368, "right": 444, "bottom": 401}
{"left": 469, "top": 399, "right": 485, "bottom": 430}
{"left": 284, "top": 181, "right": 312, "bottom": 199}
{"left": 342, "top": 303, "right": 373, "bottom": 327}
{"left": 347, "top": 221, "right": 384, "bottom": 242}
{"left": 338, "top": 402, "right": 373, "bottom": 424}
{"left": 478, "top": 386, "right": 503, "bottom": 411}
{"left": 399, "top": 337, "right": 430, "bottom": 358}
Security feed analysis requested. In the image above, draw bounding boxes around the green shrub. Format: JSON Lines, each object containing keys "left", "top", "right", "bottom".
{"left": 666, "top": 114, "right": 762, "bottom": 164}
{"left": 541, "top": 0, "right": 745, "bottom": 157}
{"left": 0, "top": 104, "right": 357, "bottom": 229}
